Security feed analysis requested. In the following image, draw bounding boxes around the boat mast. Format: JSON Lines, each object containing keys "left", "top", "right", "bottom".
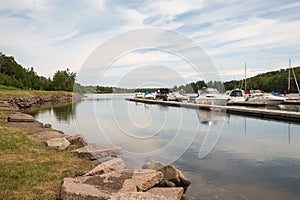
{"left": 291, "top": 60, "right": 300, "bottom": 95}
{"left": 244, "top": 63, "right": 247, "bottom": 91}
{"left": 288, "top": 58, "right": 291, "bottom": 93}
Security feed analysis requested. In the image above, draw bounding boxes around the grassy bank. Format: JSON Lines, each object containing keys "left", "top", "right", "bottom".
{"left": 0, "top": 90, "right": 93, "bottom": 199}
{"left": 0, "top": 85, "right": 74, "bottom": 99}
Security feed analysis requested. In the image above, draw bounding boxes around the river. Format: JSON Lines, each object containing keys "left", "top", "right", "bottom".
{"left": 29, "top": 93, "right": 300, "bottom": 200}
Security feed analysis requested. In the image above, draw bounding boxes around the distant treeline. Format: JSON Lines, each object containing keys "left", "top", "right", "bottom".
{"left": 1, "top": 52, "right": 299, "bottom": 94}
{"left": 0, "top": 52, "right": 75, "bottom": 92}
{"left": 173, "top": 67, "right": 300, "bottom": 93}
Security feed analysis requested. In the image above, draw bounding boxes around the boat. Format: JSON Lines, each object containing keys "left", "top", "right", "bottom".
{"left": 195, "top": 87, "right": 229, "bottom": 105}
{"left": 167, "top": 92, "right": 178, "bottom": 101}
{"left": 134, "top": 92, "right": 145, "bottom": 98}
{"left": 174, "top": 89, "right": 190, "bottom": 102}
{"left": 144, "top": 91, "right": 156, "bottom": 99}
{"left": 227, "top": 89, "right": 285, "bottom": 106}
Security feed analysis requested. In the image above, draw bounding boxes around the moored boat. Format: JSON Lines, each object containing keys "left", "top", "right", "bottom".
{"left": 195, "top": 87, "right": 229, "bottom": 105}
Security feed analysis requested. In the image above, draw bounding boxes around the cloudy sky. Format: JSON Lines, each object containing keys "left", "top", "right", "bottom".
{"left": 1, "top": 0, "right": 300, "bottom": 86}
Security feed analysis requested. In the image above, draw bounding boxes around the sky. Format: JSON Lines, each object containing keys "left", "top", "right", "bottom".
{"left": 1, "top": 0, "right": 300, "bottom": 87}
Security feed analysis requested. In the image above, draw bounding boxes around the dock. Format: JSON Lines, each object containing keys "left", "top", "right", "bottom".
{"left": 126, "top": 98, "right": 300, "bottom": 123}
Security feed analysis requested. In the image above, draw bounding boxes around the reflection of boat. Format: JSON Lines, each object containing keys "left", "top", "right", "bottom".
{"left": 196, "top": 110, "right": 226, "bottom": 126}
{"left": 227, "top": 89, "right": 285, "bottom": 106}
{"left": 195, "top": 87, "right": 229, "bottom": 105}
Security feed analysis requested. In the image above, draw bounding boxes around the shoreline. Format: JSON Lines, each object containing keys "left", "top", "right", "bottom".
{"left": 0, "top": 93, "right": 199, "bottom": 200}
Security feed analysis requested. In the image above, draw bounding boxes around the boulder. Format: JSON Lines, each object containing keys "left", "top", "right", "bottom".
{"left": 46, "top": 138, "right": 71, "bottom": 150}
{"left": 84, "top": 158, "right": 129, "bottom": 176}
{"left": 44, "top": 123, "right": 52, "bottom": 128}
{"left": 71, "top": 143, "right": 122, "bottom": 160}
{"left": 7, "top": 113, "right": 35, "bottom": 122}
{"left": 111, "top": 192, "right": 167, "bottom": 200}
{"left": 65, "top": 134, "right": 88, "bottom": 146}
{"left": 60, "top": 177, "right": 111, "bottom": 200}
{"left": 148, "top": 187, "right": 184, "bottom": 200}
{"left": 132, "top": 169, "right": 164, "bottom": 191}
{"left": 29, "top": 130, "right": 65, "bottom": 142}
{"left": 142, "top": 160, "right": 191, "bottom": 191}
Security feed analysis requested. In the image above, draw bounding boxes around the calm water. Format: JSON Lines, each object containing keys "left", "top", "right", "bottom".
{"left": 29, "top": 94, "right": 300, "bottom": 200}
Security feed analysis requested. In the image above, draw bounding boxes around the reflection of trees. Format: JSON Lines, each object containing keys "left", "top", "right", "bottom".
{"left": 29, "top": 101, "right": 80, "bottom": 123}
{"left": 52, "top": 102, "right": 78, "bottom": 123}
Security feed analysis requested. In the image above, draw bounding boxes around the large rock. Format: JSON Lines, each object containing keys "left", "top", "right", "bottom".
{"left": 7, "top": 113, "right": 35, "bottom": 122}
{"left": 29, "top": 130, "right": 65, "bottom": 142}
{"left": 46, "top": 138, "right": 71, "bottom": 150}
{"left": 111, "top": 192, "right": 167, "bottom": 200}
{"left": 148, "top": 187, "right": 184, "bottom": 200}
{"left": 60, "top": 177, "right": 111, "bottom": 200}
{"left": 142, "top": 160, "right": 191, "bottom": 191}
{"left": 84, "top": 158, "right": 129, "bottom": 176}
{"left": 132, "top": 169, "right": 164, "bottom": 191}
{"left": 60, "top": 169, "right": 165, "bottom": 199}
{"left": 71, "top": 143, "right": 122, "bottom": 160}
{"left": 65, "top": 134, "right": 88, "bottom": 146}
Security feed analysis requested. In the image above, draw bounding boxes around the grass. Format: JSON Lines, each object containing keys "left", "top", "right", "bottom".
{"left": 0, "top": 85, "right": 73, "bottom": 99}
{"left": 0, "top": 122, "right": 93, "bottom": 199}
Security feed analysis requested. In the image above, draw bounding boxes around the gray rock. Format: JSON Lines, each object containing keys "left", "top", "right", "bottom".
{"left": 142, "top": 160, "right": 191, "bottom": 191}
{"left": 60, "top": 177, "right": 111, "bottom": 200}
{"left": 111, "top": 192, "right": 167, "bottom": 200}
{"left": 7, "top": 113, "right": 35, "bottom": 122}
{"left": 65, "top": 134, "right": 87, "bottom": 146}
{"left": 84, "top": 158, "right": 129, "bottom": 176}
{"left": 29, "top": 130, "right": 65, "bottom": 142}
{"left": 46, "top": 138, "right": 71, "bottom": 150}
{"left": 142, "top": 160, "right": 165, "bottom": 170}
{"left": 71, "top": 143, "right": 122, "bottom": 160}
{"left": 132, "top": 169, "right": 164, "bottom": 191}
{"left": 44, "top": 123, "right": 52, "bottom": 128}
{"left": 148, "top": 187, "right": 184, "bottom": 200}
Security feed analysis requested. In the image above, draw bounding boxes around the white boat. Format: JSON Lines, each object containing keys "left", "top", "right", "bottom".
{"left": 227, "top": 89, "right": 285, "bottom": 106}
{"left": 249, "top": 90, "right": 286, "bottom": 105}
{"left": 134, "top": 92, "right": 145, "bottom": 98}
{"left": 167, "top": 92, "right": 178, "bottom": 101}
{"left": 174, "top": 89, "right": 190, "bottom": 102}
{"left": 195, "top": 87, "right": 229, "bottom": 105}
{"left": 144, "top": 92, "right": 156, "bottom": 99}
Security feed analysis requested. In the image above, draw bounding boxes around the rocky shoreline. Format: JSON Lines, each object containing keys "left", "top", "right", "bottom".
{"left": 1, "top": 95, "right": 200, "bottom": 200}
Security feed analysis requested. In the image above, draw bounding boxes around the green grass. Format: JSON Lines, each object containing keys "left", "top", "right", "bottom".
{"left": 0, "top": 85, "right": 73, "bottom": 98}
{"left": 0, "top": 126, "right": 93, "bottom": 199}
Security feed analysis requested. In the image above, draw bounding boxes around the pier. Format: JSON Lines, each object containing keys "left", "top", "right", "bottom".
{"left": 126, "top": 98, "right": 300, "bottom": 123}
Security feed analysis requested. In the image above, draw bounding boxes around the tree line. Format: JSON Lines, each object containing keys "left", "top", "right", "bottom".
{"left": 0, "top": 52, "right": 76, "bottom": 92}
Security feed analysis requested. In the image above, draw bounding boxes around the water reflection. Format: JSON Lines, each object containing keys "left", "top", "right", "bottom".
{"left": 29, "top": 101, "right": 79, "bottom": 123}
{"left": 31, "top": 94, "right": 300, "bottom": 200}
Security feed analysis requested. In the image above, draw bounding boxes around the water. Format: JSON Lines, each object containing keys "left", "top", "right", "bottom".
{"left": 29, "top": 94, "right": 300, "bottom": 199}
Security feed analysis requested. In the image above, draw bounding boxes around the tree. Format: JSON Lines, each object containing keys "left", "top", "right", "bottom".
{"left": 52, "top": 68, "right": 76, "bottom": 92}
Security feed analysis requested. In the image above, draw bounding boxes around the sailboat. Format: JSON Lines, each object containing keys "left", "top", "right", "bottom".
{"left": 287, "top": 59, "right": 300, "bottom": 96}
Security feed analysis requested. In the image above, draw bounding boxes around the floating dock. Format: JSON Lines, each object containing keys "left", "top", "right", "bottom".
{"left": 126, "top": 98, "right": 300, "bottom": 123}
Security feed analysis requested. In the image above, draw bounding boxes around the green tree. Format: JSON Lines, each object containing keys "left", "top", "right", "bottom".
{"left": 52, "top": 68, "right": 76, "bottom": 92}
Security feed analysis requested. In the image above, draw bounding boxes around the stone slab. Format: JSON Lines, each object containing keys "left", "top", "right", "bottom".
{"left": 29, "top": 130, "right": 65, "bottom": 142}
{"left": 84, "top": 158, "right": 129, "bottom": 176}
{"left": 46, "top": 137, "right": 71, "bottom": 150}
{"left": 7, "top": 113, "right": 35, "bottom": 122}
{"left": 132, "top": 169, "right": 163, "bottom": 192}
{"left": 72, "top": 143, "right": 122, "bottom": 160}
{"left": 148, "top": 187, "right": 184, "bottom": 200}
{"left": 60, "top": 177, "right": 111, "bottom": 200}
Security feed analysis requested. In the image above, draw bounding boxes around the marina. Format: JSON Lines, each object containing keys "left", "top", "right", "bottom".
{"left": 126, "top": 97, "right": 300, "bottom": 123}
